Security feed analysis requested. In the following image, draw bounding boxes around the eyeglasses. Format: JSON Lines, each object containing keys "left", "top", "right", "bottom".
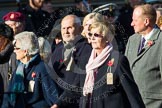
{"left": 14, "top": 47, "right": 21, "bottom": 50}
{"left": 88, "top": 32, "right": 103, "bottom": 38}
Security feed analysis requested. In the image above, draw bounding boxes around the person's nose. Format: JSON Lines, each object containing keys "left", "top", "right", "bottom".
{"left": 131, "top": 21, "right": 134, "bottom": 26}
{"left": 64, "top": 28, "right": 69, "bottom": 34}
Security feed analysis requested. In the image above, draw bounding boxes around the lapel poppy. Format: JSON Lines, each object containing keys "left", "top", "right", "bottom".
{"left": 32, "top": 72, "right": 36, "bottom": 79}
{"left": 107, "top": 58, "right": 114, "bottom": 67}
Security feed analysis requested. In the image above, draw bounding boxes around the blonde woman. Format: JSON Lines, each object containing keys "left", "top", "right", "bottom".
{"left": 82, "top": 12, "right": 106, "bottom": 43}
{"left": 81, "top": 21, "right": 145, "bottom": 108}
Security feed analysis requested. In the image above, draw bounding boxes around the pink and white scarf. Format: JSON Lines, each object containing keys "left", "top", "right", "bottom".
{"left": 83, "top": 43, "right": 113, "bottom": 96}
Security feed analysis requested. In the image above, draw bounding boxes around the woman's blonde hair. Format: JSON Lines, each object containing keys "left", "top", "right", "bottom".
{"left": 90, "top": 21, "right": 115, "bottom": 42}
{"left": 82, "top": 12, "right": 106, "bottom": 37}
{"left": 157, "top": 15, "right": 162, "bottom": 28}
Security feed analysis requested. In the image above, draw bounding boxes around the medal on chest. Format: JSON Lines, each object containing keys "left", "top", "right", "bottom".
{"left": 107, "top": 58, "right": 114, "bottom": 85}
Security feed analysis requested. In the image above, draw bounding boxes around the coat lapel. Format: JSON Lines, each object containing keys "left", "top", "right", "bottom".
{"left": 131, "top": 28, "right": 160, "bottom": 69}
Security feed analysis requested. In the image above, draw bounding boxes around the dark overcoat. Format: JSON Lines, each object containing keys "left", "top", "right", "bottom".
{"left": 79, "top": 51, "right": 145, "bottom": 108}
{"left": 2, "top": 54, "right": 58, "bottom": 108}
{"left": 50, "top": 37, "right": 92, "bottom": 108}
{"left": 56, "top": 50, "right": 145, "bottom": 108}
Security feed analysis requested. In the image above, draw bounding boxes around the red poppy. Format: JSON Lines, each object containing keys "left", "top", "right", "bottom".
{"left": 147, "top": 40, "right": 154, "bottom": 47}
{"left": 32, "top": 72, "right": 36, "bottom": 78}
{"left": 107, "top": 58, "right": 114, "bottom": 67}
{"left": 60, "top": 59, "right": 63, "bottom": 63}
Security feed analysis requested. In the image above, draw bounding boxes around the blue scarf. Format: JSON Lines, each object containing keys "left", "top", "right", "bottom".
{"left": 10, "top": 62, "right": 25, "bottom": 104}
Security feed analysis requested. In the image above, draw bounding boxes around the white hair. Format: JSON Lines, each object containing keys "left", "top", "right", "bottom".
{"left": 14, "top": 31, "right": 39, "bottom": 56}
{"left": 38, "top": 37, "right": 51, "bottom": 63}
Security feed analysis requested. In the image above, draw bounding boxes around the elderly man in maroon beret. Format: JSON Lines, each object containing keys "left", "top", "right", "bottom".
{"left": 3, "top": 12, "right": 25, "bottom": 35}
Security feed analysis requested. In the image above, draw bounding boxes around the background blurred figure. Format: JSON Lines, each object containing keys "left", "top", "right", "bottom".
{"left": 38, "top": 37, "right": 52, "bottom": 63}
{"left": 72, "top": 0, "right": 91, "bottom": 17}
{"left": 0, "top": 23, "right": 14, "bottom": 64}
{"left": 48, "top": 21, "right": 62, "bottom": 52}
{"left": 17, "top": 0, "right": 54, "bottom": 37}
{"left": 125, "top": 4, "right": 162, "bottom": 107}
{"left": 2, "top": 31, "right": 58, "bottom": 108}
{"left": 0, "top": 23, "right": 14, "bottom": 107}
{"left": 54, "top": 32, "right": 62, "bottom": 45}
{"left": 157, "top": 15, "right": 162, "bottom": 29}
{"left": 82, "top": 12, "right": 106, "bottom": 43}
{"left": 117, "top": 0, "right": 144, "bottom": 51}
{"left": 41, "top": 0, "right": 54, "bottom": 14}
{"left": 145, "top": 0, "right": 162, "bottom": 9}
{"left": 3, "top": 12, "right": 25, "bottom": 35}
{"left": 92, "top": 3, "right": 118, "bottom": 23}
{"left": 155, "top": 8, "right": 162, "bottom": 24}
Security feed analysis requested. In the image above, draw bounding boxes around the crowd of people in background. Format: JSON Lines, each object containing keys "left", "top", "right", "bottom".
{"left": 0, "top": 0, "right": 162, "bottom": 108}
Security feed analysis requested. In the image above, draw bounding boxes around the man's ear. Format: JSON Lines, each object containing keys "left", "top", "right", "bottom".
{"left": 144, "top": 18, "right": 150, "bottom": 26}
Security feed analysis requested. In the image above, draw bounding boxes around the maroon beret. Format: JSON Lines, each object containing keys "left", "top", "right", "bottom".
{"left": 3, "top": 12, "right": 25, "bottom": 22}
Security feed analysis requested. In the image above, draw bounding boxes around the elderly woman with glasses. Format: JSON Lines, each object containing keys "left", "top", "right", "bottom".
{"left": 81, "top": 21, "right": 145, "bottom": 108}
{"left": 2, "top": 31, "right": 58, "bottom": 108}
{"left": 82, "top": 12, "right": 105, "bottom": 43}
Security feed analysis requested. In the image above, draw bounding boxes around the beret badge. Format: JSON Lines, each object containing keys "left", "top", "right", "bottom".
{"left": 10, "top": 14, "right": 15, "bottom": 19}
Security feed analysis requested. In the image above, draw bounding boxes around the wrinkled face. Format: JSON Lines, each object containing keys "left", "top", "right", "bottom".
{"left": 5, "top": 21, "right": 24, "bottom": 35}
{"left": 83, "top": 19, "right": 93, "bottom": 43}
{"left": 14, "top": 40, "right": 26, "bottom": 61}
{"left": 61, "top": 18, "right": 81, "bottom": 43}
{"left": 131, "top": 7, "right": 147, "bottom": 34}
{"left": 90, "top": 28, "right": 107, "bottom": 50}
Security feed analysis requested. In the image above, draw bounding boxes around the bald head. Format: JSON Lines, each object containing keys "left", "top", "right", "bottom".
{"left": 134, "top": 4, "right": 157, "bottom": 25}
{"left": 61, "top": 15, "right": 82, "bottom": 43}
{"left": 61, "top": 15, "right": 81, "bottom": 26}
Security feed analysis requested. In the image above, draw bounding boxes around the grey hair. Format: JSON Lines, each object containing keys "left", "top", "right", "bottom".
{"left": 14, "top": 31, "right": 39, "bottom": 56}
{"left": 62, "top": 14, "right": 82, "bottom": 26}
{"left": 38, "top": 37, "right": 51, "bottom": 63}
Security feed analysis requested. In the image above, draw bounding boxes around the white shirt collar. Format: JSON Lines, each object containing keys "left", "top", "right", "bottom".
{"left": 142, "top": 28, "right": 155, "bottom": 45}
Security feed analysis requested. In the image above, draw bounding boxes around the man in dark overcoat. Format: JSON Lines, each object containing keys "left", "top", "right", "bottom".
{"left": 49, "top": 14, "right": 92, "bottom": 108}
